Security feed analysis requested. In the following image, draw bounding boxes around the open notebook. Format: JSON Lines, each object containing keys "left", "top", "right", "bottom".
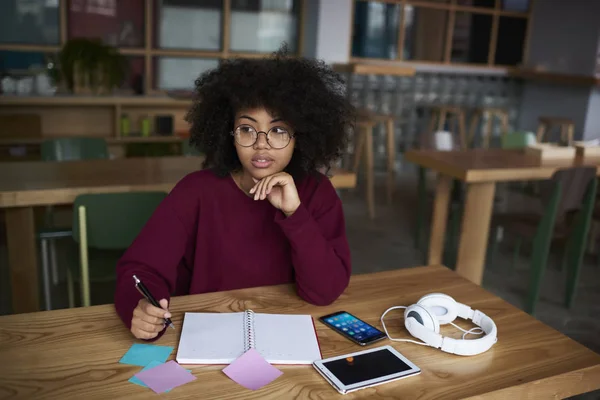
{"left": 175, "top": 310, "right": 322, "bottom": 365}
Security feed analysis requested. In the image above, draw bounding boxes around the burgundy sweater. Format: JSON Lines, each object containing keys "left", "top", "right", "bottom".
{"left": 114, "top": 169, "right": 351, "bottom": 331}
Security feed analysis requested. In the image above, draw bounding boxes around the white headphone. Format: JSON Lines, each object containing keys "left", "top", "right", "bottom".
{"left": 380, "top": 293, "right": 498, "bottom": 356}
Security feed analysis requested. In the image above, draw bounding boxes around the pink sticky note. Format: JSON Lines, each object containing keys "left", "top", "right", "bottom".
{"left": 222, "top": 349, "right": 283, "bottom": 390}
{"left": 134, "top": 360, "right": 196, "bottom": 394}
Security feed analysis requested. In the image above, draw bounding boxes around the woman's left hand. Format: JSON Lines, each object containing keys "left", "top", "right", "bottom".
{"left": 250, "top": 172, "right": 300, "bottom": 216}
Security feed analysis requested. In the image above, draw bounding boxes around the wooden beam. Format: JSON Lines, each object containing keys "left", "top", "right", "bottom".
{"left": 59, "top": 0, "right": 67, "bottom": 45}
{"left": 332, "top": 63, "right": 416, "bottom": 76}
{"left": 0, "top": 44, "right": 60, "bottom": 52}
{"left": 348, "top": 0, "right": 357, "bottom": 60}
{"left": 150, "top": 49, "right": 223, "bottom": 58}
{"left": 223, "top": 0, "right": 231, "bottom": 56}
{"left": 6, "top": 207, "right": 39, "bottom": 313}
{"left": 397, "top": 0, "right": 407, "bottom": 60}
{"left": 488, "top": 12, "right": 500, "bottom": 65}
{"left": 297, "top": 0, "right": 306, "bottom": 56}
{"left": 444, "top": 4, "right": 456, "bottom": 63}
{"left": 355, "top": 0, "right": 529, "bottom": 17}
{"left": 144, "top": 0, "right": 153, "bottom": 94}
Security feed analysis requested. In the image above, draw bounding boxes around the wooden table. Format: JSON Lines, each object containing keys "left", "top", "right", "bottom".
{"left": 0, "top": 156, "right": 356, "bottom": 314}
{"left": 1, "top": 265, "right": 599, "bottom": 399}
{"left": 405, "top": 149, "right": 600, "bottom": 285}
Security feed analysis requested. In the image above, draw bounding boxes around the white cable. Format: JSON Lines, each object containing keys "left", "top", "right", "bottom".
{"left": 380, "top": 306, "right": 432, "bottom": 347}
{"left": 450, "top": 322, "right": 484, "bottom": 340}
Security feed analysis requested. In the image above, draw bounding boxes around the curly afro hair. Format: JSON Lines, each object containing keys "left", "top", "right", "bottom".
{"left": 186, "top": 46, "right": 355, "bottom": 179}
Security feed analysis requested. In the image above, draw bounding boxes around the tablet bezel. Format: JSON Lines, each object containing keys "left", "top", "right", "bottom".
{"left": 312, "top": 345, "right": 421, "bottom": 394}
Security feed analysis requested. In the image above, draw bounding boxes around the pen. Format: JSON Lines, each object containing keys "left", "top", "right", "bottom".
{"left": 133, "top": 275, "right": 175, "bottom": 329}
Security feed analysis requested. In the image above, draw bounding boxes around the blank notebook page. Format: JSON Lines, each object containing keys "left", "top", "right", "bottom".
{"left": 253, "top": 313, "right": 321, "bottom": 364}
{"left": 176, "top": 312, "right": 246, "bottom": 364}
{"left": 175, "top": 312, "right": 321, "bottom": 365}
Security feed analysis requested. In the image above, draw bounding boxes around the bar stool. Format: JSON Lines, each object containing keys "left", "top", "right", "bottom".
{"left": 468, "top": 107, "right": 509, "bottom": 148}
{"left": 426, "top": 106, "right": 467, "bottom": 149}
{"left": 352, "top": 117, "right": 377, "bottom": 219}
{"left": 352, "top": 108, "right": 398, "bottom": 207}
{"left": 536, "top": 117, "right": 575, "bottom": 145}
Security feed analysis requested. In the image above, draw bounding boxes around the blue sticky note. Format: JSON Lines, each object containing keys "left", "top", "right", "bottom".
{"left": 129, "top": 361, "right": 191, "bottom": 393}
{"left": 119, "top": 343, "right": 174, "bottom": 367}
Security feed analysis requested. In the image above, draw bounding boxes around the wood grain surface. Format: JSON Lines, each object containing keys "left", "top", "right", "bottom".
{"left": 0, "top": 157, "right": 356, "bottom": 208}
{"left": 1, "top": 265, "right": 599, "bottom": 399}
{"left": 405, "top": 149, "right": 600, "bottom": 183}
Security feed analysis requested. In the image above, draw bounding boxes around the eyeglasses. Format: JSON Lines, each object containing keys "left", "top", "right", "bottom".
{"left": 231, "top": 124, "right": 294, "bottom": 149}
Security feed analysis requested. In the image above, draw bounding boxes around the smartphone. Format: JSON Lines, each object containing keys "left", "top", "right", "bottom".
{"left": 319, "top": 311, "right": 387, "bottom": 346}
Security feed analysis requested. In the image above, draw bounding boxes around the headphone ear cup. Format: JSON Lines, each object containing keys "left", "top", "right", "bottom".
{"left": 404, "top": 304, "right": 440, "bottom": 334}
{"left": 417, "top": 293, "right": 458, "bottom": 325}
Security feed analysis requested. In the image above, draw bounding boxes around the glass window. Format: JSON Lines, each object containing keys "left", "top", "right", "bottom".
{"left": 0, "top": 0, "right": 60, "bottom": 45}
{"left": 352, "top": 1, "right": 400, "bottom": 60}
{"left": 494, "top": 16, "right": 527, "bottom": 66}
{"left": 68, "top": 0, "right": 145, "bottom": 47}
{"left": 155, "top": 0, "right": 222, "bottom": 50}
{"left": 403, "top": 6, "right": 448, "bottom": 62}
{"left": 456, "top": 0, "right": 496, "bottom": 9}
{"left": 451, "top": 12, "right": 492, "bottom": 64}
{"left": 0, "top": 51, "right": 58, "bottom": 95}
{"left": 230, "top": 0, "right": 299, "bottom": 53}
{"left": 121, "top": 57, "right": 145, "bottom": 94}
{"left": 154, "top": 57, "right": 219, "bottom": 90}
{"left": 502, "top": 0, "right": 529, "bottom": 12}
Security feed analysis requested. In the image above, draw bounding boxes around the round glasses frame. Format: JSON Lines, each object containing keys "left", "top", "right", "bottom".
{"left": 231, "top": 124, "right": 294, "bottom": 149}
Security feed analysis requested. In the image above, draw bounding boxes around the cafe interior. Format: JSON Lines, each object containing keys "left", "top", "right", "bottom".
{"left": 1, "top": 0, "right": 600, "bottom": 398}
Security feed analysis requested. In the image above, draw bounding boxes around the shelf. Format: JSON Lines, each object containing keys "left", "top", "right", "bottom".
{"left": 332, "top": 63, "right": 417, "bottom": 77}
{"left": 0, "top": 96, "right": 192, "bottom": 107}
{"left": 0, "top": 136, "right": 187, "bottom": 146}
{"left": 511, "top": 69, "right": 600, "bottom": 87}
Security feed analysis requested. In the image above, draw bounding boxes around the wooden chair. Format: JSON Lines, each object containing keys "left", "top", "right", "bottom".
{"left": 352, "top": 117, "right": 377, "bottom": 219}
{"left": 426, "top": 106, "right": 468, "bottom": 149}
{"left": 70, "top": 192, "right": 167, "bottom": 307}
{"left": 39, "top": 137, "right": 109, "bottom": 310}
{"left": 536, "top": 117, "right": 575, "bottom": 146}
{"left": 468, "top": 108, "right": 510, "bottom": 148}
{"left": 352, "top": 109, "right": 398, "bottom": 210}
{"left": 489, "top": 167, "right": 596, "bottom": 314}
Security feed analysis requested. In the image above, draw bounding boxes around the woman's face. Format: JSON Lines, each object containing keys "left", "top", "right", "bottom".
{"left": 233, "top": 107, "right": 295, "bottom": 180}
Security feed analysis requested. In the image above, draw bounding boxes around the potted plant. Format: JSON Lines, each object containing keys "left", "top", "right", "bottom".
{"left": 57, "top": 38, "right": 127, "bottom": 94}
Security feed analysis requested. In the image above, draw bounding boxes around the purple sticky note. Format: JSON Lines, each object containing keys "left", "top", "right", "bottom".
{"left": 222, "top": 349, "right": 283, "bottom": 390}
{"left": 134, "top": 360, "right": 196, "bottom": 394}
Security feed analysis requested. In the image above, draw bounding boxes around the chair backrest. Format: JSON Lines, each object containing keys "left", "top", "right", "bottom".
{"left": 501, "top": 131, "right": 536, "bottom": 149}
{"left": 72, "top": 192, "right": 167, "bottom": 249}
{"left": 539, "top": 167, "right": 597, "bottom": 222}
{"left": 41, "top": 138, "right": 109, "bottom": 161}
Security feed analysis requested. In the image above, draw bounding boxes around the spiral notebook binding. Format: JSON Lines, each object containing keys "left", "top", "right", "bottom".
{"left": 244, "top": 309, "right": 256, "bottom": 352}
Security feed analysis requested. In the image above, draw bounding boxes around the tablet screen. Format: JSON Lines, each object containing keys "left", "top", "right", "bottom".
{"left": 322, "top": 348, "right": 413, "bottom": 386}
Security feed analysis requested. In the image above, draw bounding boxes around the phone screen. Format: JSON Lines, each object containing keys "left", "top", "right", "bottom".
{"left": 320, "top": 311, "right": 386, "bottom": 345}
{"left": 322, "top": 348, "right": 413, "bottom": 385}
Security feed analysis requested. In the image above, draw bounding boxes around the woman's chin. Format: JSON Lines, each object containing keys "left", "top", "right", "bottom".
{"left": 247, "top": 165, "right": 281, "bottom": 179}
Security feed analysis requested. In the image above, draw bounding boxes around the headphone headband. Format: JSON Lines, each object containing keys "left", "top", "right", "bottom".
{"left": 380, "top": 293, "right": 498, "bottom": 356}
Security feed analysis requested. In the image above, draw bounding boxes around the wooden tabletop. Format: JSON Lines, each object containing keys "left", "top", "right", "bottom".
{"left": 0, "top": 157, "right": 357, "bottom": 208}
{"left": 1, "top": 265, "right": 598, "bottom": 399}
{"left": 405, "top": 149, "right": 600, "bottom": 183}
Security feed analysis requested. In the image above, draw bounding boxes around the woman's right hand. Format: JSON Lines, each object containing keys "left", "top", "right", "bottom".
{"left": 131, "top": 298, "right": 170, "bottom": 340}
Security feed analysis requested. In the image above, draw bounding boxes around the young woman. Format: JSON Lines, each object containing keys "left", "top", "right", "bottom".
{"left": 114, "top": 48, "right": 355, "bottom": 340}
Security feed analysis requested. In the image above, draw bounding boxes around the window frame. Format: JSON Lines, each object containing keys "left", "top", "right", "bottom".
{"left": 350, "top": 0, "right": 533, "bottom": 69}
{"left": 0, "top": 0, "right": 306, "bottom": 93}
